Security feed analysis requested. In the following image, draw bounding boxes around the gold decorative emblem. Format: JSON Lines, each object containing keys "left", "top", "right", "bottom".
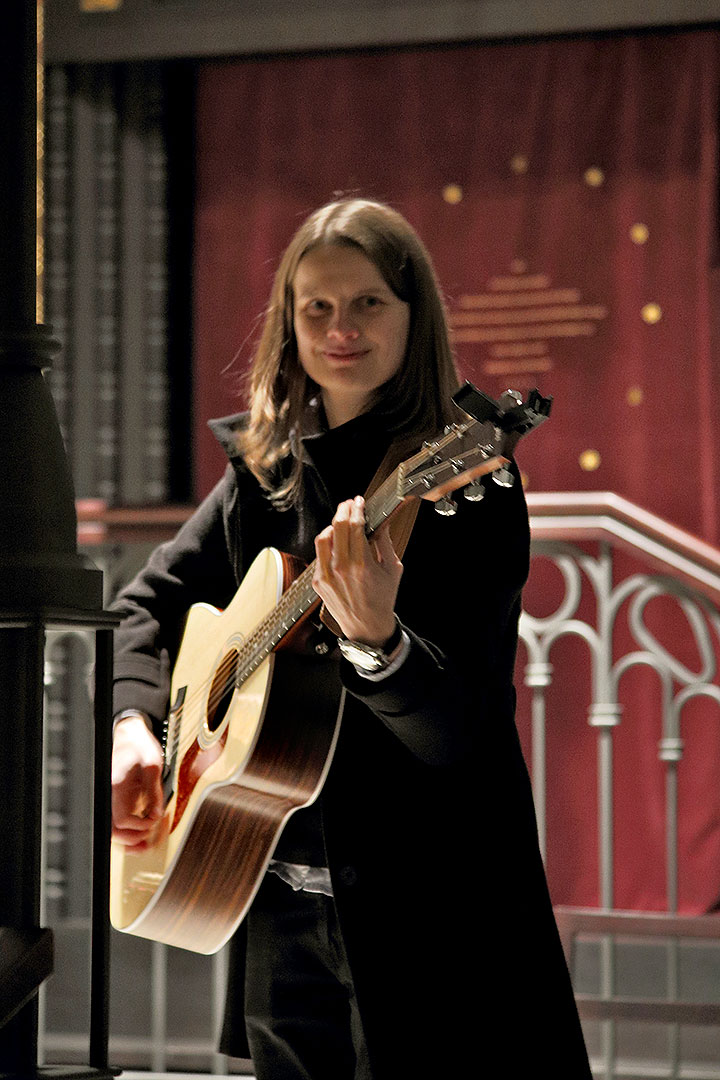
{"left": 448, "top": 261, "right": 608, "bottom": 377}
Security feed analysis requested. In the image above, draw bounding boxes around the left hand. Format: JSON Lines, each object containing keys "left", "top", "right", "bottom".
{"left": 313, "top": 495, "right": 403, "bottom": 647}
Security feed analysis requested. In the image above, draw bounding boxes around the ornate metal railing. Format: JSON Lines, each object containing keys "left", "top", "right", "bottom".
{"left": 522, "top": 493, "right": 720, "bottom": 1080}
{"left": 523, "top": 492, "right": 720, "bottom": 907}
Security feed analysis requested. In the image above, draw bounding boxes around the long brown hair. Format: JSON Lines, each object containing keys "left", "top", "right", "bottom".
{"left": 238, "top": 198, "right": 460, "bottom": 506}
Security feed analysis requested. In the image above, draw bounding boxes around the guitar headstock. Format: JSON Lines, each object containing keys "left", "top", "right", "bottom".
{"left": 398, "top": 383, "right": 552, "bottom": 512}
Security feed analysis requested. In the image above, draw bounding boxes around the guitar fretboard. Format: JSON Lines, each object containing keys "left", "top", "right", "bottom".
{"left": 233, "top": 469, "right": 409, "bottom": 685}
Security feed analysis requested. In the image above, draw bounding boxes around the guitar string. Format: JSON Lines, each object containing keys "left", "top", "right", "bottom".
{"left": 165, "top": 425, "right": 499, "bottom": 764}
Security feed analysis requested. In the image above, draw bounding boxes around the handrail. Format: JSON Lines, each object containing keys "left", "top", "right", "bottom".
{"left": 76, "top": 499, "right": 193, "bottom": 546}
{"left": 526, "top": 491, "right": 720, "bottom": 607}
{"left": 76, "top": 491, "right": 720, "bottom": 607}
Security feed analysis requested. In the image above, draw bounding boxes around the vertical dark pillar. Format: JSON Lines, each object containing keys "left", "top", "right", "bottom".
{"left": 0, "top": 1, "right": 104, "bottom": 1075}
{"left": 0, "top": 0, "right": 90, "bottom": 607}
{"left": 0, "top": 2, "right": 36, "bottom": 330}
{"left": 0, "top": 630, "right": 46, "bottom": 1075}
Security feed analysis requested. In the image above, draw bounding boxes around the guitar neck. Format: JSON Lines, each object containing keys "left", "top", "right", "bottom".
{"left": 232, "top": 476, "right": 408, "bottom": 682}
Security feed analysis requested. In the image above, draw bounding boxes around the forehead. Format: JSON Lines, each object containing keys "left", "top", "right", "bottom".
{"left": 293, "top": 244, "right": 390, "bottom": 296}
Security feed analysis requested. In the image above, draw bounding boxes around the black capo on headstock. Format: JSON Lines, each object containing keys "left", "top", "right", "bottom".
{"left": 452, "top": 382, "right": 553, "bottom": 436}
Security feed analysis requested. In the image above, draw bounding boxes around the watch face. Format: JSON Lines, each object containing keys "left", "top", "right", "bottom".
{"left": 338, "top": 640, "right": 385, "bottom": 672}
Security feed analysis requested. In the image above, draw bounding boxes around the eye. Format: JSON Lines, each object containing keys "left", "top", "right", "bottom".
{"left": 360, "top": 295, "right": 384, "bottom": 309}
{"left": 305, "top": 299, "right": 330, "bottom": 315}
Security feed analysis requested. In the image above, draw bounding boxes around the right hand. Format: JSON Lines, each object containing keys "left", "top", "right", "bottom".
{"left": 111, "top": 713, "right": 165, "bottom": 850}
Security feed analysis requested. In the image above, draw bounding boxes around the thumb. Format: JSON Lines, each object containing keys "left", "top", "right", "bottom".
{"left": 373, "top": 523, "right": 400, "bottom": 566}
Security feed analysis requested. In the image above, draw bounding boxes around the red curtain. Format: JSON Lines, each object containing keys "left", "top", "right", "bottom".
{"left": 193, "top": 29, "right": 720, "bottom": 912}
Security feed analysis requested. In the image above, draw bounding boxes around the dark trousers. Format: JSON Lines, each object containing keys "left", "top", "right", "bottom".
{"left": 244, "top": 873, "right": 372, "bottom": 1080}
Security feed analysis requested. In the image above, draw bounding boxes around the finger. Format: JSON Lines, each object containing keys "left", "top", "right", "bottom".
{"left": 373, "top": 522, "right": 400, "bottom": 567}
{"left": 314, "top": 525, "right": 334, "bottom": 579}
{"left": 113, "top": 813, "right": 157, "bottom": 835}
{"left": 112, "top": 764, "right": 163, "bottom": 825}
{"left": 330, "top": 500, "right": 353, "bottom": 566}
{"left": 112, "top": 826, "right": 158, "bottom": 850}
{"left": 348, "top": 496, "right": 368, "bottom": 564}
{"left": 137, "top": 773, "right": 164, "bottom": 821}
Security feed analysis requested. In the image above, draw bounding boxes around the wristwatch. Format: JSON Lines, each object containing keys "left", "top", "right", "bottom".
{"left": 337, "top": 619, "right": 403, "bottom": 674}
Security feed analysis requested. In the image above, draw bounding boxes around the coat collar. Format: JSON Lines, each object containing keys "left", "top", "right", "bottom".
{"left": 207, "top": 398, "right": 392, "bottom": 469}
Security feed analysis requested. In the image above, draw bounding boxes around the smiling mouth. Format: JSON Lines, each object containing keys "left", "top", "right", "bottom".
{"left": 323, "top": 349, "right": 368, "bottom": 361}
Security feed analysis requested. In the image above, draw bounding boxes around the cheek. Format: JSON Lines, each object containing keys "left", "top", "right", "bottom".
{"left": 293, "top": 320, "right": 314, "bottom": 362}
{"left": 389, "top": 313, "right": 410, "bottom": 370}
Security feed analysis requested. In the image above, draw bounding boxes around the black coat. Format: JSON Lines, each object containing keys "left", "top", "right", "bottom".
{"left": 112, "top": 409, "right": 591, "bottom": 1078}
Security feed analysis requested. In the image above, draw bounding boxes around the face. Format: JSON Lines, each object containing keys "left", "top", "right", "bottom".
{"left": 292, "top": 243, "right": 410, "bottom": 428}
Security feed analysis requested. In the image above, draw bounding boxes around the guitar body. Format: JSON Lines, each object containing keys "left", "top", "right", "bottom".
{"left": 110, "top": 547, "right": 343, "bottom": 954}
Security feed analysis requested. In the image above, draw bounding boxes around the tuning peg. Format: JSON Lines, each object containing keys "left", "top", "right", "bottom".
{"left": 434, "top": 495, "right": 458, "bottom": 516}
{"left": 463, "top": 480, "right": 485, "bottom": 502}
{"left": 498, "top": 389, "right": 523, "bottom": 411}
{"left": 492, "top": 465, "right": 515, "bottom": 488}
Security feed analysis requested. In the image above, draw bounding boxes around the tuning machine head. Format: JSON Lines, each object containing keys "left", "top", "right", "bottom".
{"left": 492, "top": 465, "right": 515, "bottom": 488}
{"left": 463, "top": 479, "right": 485, "bottom": 502}
{"left": 434, "top": 495, "right": 458, "bottom": 516}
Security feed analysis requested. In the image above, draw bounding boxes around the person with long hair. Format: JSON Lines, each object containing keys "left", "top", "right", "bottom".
{"left": 110, "top": 198, "right": 591, "bottom": 1078}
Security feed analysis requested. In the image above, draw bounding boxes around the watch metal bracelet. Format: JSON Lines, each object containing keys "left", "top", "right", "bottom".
{"left": 337, "top": 617, "right": 403, "bottom": 673}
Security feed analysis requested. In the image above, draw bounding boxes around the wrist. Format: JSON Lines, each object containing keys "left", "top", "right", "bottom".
{"left": 349, "top": 617, "right": 399, "bottom": 651}
{"left": 113, "top": 709, "right": 152, "bottom": 738}
{"left": 377, "top": 617, "right": 403, "bottom": 656}
{"left": 337, "top": 616, "right": 404, "bottom": 674}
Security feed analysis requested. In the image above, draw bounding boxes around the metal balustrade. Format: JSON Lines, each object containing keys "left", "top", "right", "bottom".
{"left": 522, "top": 493, "right": 720, "bottom": 1080}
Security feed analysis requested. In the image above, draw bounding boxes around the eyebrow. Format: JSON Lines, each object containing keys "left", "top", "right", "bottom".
{"left": 294, "top": 280, "right": 393, "bottom": 299}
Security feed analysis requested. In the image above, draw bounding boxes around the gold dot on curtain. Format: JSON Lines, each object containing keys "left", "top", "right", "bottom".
{"left": 627, "top": 386, "right": 644, "bottom": 406}
{"left": 510, "top": 154, "right": 529, "bottom": 174}
{"left": 630, "top": 223, "right": 649, "bottom": 244}
{"left": 579, "top": 449, "right": 601, "bottom": 472}
{"left": 442, "top": 184, "right": 463, "bottom": 204}
{"left": 510, "top": 258, "right": 528, "bottom": 274}
{"left": 520, "top": 471, "right": 530, "bottom": 489}
{"left": 584, "top": 167, "right": 605, "bottom": 187}
{"left": 641, "top": 303, "right": 662, "bottom": 324}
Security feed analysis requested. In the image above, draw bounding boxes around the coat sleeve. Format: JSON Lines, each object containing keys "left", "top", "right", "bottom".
{"left": 339, "top": 461, "right": 530, "bottom": 766}
{"left": 111, "top": 468, "right": 239, "bottom": 735}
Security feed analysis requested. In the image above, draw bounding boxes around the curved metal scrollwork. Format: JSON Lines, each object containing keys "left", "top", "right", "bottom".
{"left": 519, "top": 540, "right": 720, "bottom": 913}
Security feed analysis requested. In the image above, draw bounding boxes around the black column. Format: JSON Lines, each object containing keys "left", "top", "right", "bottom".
{"left": 0, "top": 629, "right": 47, "bottom": 1074}
{"left": 0, "top": 2, "right": 104, "bottom": 1076}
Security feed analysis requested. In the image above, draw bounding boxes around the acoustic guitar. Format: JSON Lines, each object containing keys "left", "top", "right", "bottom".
{"left": 110, "top": 383, "right": 551, "bottom": 953}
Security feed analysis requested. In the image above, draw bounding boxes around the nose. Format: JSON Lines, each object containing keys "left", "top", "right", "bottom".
{"left": 327, "top": 305, "right": 359, "bottom": 341}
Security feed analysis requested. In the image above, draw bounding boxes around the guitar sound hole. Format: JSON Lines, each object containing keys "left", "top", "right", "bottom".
{"left": 207, "top": 649, "right": 239, "bottom": 733}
